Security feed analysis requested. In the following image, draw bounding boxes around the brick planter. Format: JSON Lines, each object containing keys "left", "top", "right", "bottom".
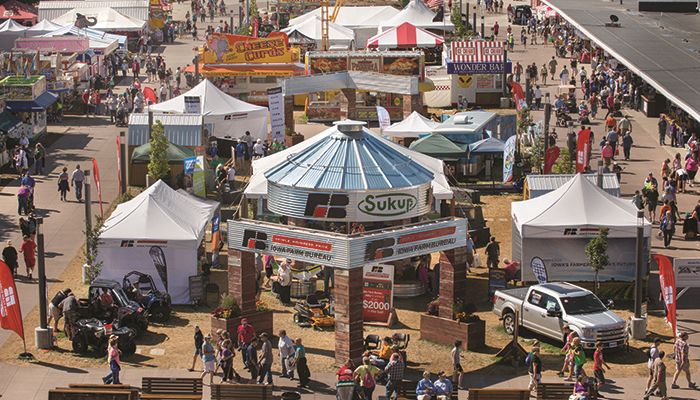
{"left": 211, "top": 309, "right": 274, "bottom": 336}
{"left": 420, "top": 314, "right": 486, "bottom": 351}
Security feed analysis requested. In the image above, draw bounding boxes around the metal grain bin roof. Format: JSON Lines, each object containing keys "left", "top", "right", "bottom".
{"left": 525, "top": 173, "right": 620, "bottom": 198}
{"left": 265, "top": 120, "right": 434, "bottom": 191}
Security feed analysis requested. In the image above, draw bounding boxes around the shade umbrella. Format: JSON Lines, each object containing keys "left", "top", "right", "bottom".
{"left": 408, "top": 133, "right": 468, "bottom": 160}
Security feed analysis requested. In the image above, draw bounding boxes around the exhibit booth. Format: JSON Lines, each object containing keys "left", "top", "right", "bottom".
{"left": 511, "top": 174, "right": 651, "bottom": 282}
{"left": 97, "top": 180, "right": 218, "bottom": 304}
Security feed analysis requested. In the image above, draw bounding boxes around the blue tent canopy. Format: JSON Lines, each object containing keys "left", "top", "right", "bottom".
{"left": 468, "top": 137, "right": 505, "bottom": 155}
{"left": 6, "top": 91, "right": 58, "bottom": 112}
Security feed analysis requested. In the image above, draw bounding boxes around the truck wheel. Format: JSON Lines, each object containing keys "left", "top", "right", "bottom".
{"left": 503, "top": 312, "right": 515, "bottom": 335}
{"left": 72, "top": 334, "right": 88, "bottom": 354}
{"left": 150, "top": 305, "right": 169, "bottom": 322}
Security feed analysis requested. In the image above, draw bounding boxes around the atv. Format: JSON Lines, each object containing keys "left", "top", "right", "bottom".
{"left": 79, "top": 279, "right": 149, "bottom": 336}
{"left": 293, "top": 294, "right": 335, "bottom": 331}
{"left": 123, "top": 271, "right": 172, "bottom": 322}
{"left": 71, "top": 318, "right": 136, "bottom": 356}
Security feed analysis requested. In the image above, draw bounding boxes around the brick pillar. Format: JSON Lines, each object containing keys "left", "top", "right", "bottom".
{"left": 334, "top": 268, "right": 364, "bottom": 364}
{"left": 228, "top": 250, "right": 257, "bottom": 314}
{"left": 340, "top": 89, "right": 356, "bottom": 120}
{"left": 439, "top": 247, "right": 468, "bottom": 320}
{"left": 403, "top": 94, "right": 424, "bottom": 118}
{"left": 284, "top": 95, "right": 295, "bottom": 134}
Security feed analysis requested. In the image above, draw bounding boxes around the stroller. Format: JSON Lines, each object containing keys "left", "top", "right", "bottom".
{"left": 293, "top": 294, "right": 335, "bottom": 331}
{"left": 556, "top": 108, "right": 572, "bottom": 127}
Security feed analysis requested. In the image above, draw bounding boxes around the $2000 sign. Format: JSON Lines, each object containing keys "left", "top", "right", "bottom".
{"left": 362, "top": 264, "right": 394, "bottom": 323}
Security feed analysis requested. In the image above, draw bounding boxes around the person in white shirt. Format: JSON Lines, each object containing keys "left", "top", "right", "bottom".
{"left": 227, "top": 164, "right": 236, "bottom": 190}
{"left": 253, "top": 139, "right": 265, "bottom": 159}
{"left": 277, "top": 329, "right": 295, "bottom": 379}
{"left": 276, "top": 259, "right": 292, "bottom": 305}
{"left": 534, "top": 86, "right": 542, "bottom": 110}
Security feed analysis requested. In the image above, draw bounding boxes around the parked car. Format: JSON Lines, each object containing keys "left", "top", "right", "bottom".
{"left": 493, "top": 282, "right": 627, "bottom": 349}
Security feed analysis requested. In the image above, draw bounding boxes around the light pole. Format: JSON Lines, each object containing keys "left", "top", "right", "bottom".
{"left": 34, "top": 217, "right": 52, "bottom": 349}
{"left": 631, "top": 210, "right": 647, "bottom": 339}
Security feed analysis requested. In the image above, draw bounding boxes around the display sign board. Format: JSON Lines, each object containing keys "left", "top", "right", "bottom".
{"left": 349, "top": 57, "right": 380, "bottom": 72}
{"left": 309, "top": 56, "right": 348, "bottom": 74}
{"left": 183, "top": 156, "right": 196, "bottom": 194}
{"left": 267, "top": 87, "right": 285, "bottom": 142}
{"left": 451, "top": 41, "right": 504, "bottom": 63}
{"left": 382, "top": 56, "right": 421, "bottom": 76}
{"left": 193, "top": 156, "right": 206, "bottom": 197}
{"left": 673, "top": 258, "right": 700, "bottom": 288}
{"left": 307, "top": 51, "right": 425, "bottom": 79}
{"left": 447, "top": 61, "right": 512, "bottom": 75}
{"left": 363, "top": 264, "right": 394, "bottom": 322}
{"left": 184, "top": 96, "right": 201, "bottom": 114}
{"left": 228, "top": 218, "right": 468, "bottom": 269}
{"left": 267, "top": 182, "right": 432, "bottom": 222}
{"left": 0, "top": 75, "right": 47, "bottom": 101}
{"left": 203, "top": 32, "right": 294, "bottom": 64}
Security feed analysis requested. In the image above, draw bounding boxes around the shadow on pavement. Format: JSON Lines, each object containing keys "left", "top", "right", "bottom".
{"left": 31, "top": 360, "right": 88, "bottom": 373}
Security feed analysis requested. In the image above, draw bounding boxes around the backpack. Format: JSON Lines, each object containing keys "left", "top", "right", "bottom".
{"left": 573, "top": 347, "right": 586, "bottom": 366}
{"left": 525, "top": 351, "right": 533, "bottom": 367}
{"left": 361, "top": 368, "right": 376, "bottom": 389}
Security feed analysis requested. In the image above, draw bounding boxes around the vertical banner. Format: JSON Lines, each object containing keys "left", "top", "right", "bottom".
{"left": 267, "top": 87, "right": 285, "bottom": 142}
{"left": 502, "top": 135, "right": 516, "bottom": 183}
{"left": 183, "top": 156, "right": 196, "bottom": 194}
{"left": 193, "top": 155, "right": 206, "bottom": 197}
{"left": 116, "top": 136, "right": 122, "bottom": 192}
{"left": 654, "top": 254, "right": 677, "bottom": 335}
{"left": 530, "top": 257, "right": 548, "bottom": 284}
{"left": 544, "top": 146, "right": 560, "bottom": 174}
{"left": 575, "top": 129, "right": 591, "bottom": 173}
{"left": 376, "top": 106, "right": 391, "bottom": 131}
{"left": 488, "top": 268, "right": 506, "bottom": 298}
{"left": 510, "top": 81, "right": 526, "bottom": 111}
{"left": 0, "top": 261, "right": 24, "bottom": 343}
{"left": 92, "top": 159, "right": 104, "bottom": 218}
{"left": 362, "top": 264, "right": 394, "bottom": 323}
{"left": 211, "top": 214, "right": 220, "bottom": 253}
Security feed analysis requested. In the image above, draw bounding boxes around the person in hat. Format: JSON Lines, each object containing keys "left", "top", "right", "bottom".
{"left": 257, "top": 332, "right": 274, "bottom": 385}
{"left": 433, "top": 371, "right": 453, "bottom": 400}
{"left": 671, "top": 332, "right": 696, "bottom": 389}
{"left": 253, "top": 138, "right": 265, "bottom": 159}
{"left": 237, "top": 318, "right": 255, "bottom": 365}
{"left": 48, "top": 288, "right": 71, "bottom": 332}
{"left": 276, "top": 258, "right": 293, "bottom": 306}
{"left": 102, "top": 335, "right": 121, "bottom": 384}
{"left": 200, "top": 334, "right": 216, "bottom": 385}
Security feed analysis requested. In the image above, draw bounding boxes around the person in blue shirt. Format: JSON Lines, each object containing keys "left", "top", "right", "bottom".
{"left": 433, "top": 371, "right": 454, "bottom": 398}
{"left": 235, "top": 140, "right": 247, "bottom": 173}
{"left": 416, "top": 371, "right": 435, "bottom": 400}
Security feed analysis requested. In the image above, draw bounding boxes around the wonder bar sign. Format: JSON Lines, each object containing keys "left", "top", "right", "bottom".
{"left": 267, "top": 182, "right": 432, "bottom": 222}
{"left": 228, "top": 218, "right": 468, "bottom": 269}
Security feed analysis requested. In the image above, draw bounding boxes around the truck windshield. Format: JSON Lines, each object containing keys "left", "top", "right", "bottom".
{"left": 561, "top": 294, "right": 606, "bottom": 314}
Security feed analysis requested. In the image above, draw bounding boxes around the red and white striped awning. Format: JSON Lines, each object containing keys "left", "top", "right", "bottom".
{"left": 450, "top": 41, "right": 504, "bottom": 63}
{"left": 366, "top": 22, "right": 444, "bottom": 49}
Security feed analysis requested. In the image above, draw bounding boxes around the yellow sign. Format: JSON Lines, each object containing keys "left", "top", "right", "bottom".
{"left": 457, "top": 75, "right": 473, "bottom": 88}
{"left": 203, "top": 33, "right": 294, "bottom": 64}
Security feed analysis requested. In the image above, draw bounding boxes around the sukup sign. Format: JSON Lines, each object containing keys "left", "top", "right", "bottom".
{"left": 358, "top": 193, "right": 417, "bottom": 217}
{"left": 203, "top": 32, "right": 294, "bottom": 64}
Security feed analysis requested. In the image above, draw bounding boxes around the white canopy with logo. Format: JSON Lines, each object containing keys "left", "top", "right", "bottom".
{"left": 97, "top": 181, "right": 218, "bottom": 304}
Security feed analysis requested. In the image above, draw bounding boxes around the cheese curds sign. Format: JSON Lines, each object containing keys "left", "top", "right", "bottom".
{"left": 203, "top": 32, "right": 294, "bottom": 64}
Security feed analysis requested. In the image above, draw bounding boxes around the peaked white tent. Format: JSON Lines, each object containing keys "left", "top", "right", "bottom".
{"left": 511, "top": 174, "right": 651, "bottom": 282}
{"left": 26, "top": 19, "right": 64, "bottom": 35}
{"left": 383, "top": 111, "right": 440, "bottom": 138}
{"left": 41, "top": 25, "right": 126, "bottom": 47}
{"left": 97, "top": 180, "right": 218, "bottom": 304}
{"left": 51, "top": 7, "right": 146, "bottom": 32}
{"left": 380, "top": 0, "right": 454, "bottom": 32}
{"left": 281, "top": 16, "right": 355, "bottom": 48}
{"left": 150, "top": 79, "right": 269, "bottom": 140}
{"left": 0, "top": 19, "right": 28, "bottom": 50}
{"left": 245, "top": 122, "right": 453, "bottom": 201}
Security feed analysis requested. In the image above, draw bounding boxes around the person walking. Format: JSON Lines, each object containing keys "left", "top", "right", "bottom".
{"left": 571, "top": 337, "right": 587, "bottom": 378}
{"left": 2, "top": 240, "right": 18, "bottom": 277}
{"left": 645, "top": 351, "right": 668, "bottom": 400}
{"left": 245, "top": 337, "right": 259, "bottom": 381}
{"left": 19, "top": 234, "right": 36, "bottom": 280}
{"left": 354, "top": 357, "right": 380, "bottom": 400}
{"left": 47, "top": 288, "right": 71, "bottom": 332}
{"left": 17, "top": 185, "right": 30, "bottom": 216}
{"left": 646, "top": 338, "right": 662, "bottom": 393}
{"left": 671, "top": 332, "right": 696, "bottom": 389}
{"left": 484, "top": 236, "right": 500, "bottom": 269}
{"left": 278, "top": 329, "right": 295, "bottom": 379}
{"left": 71, "top": 164, "right": 85, "bottom": 202}
{"left": 33, "top": 143, "right": 45, "bottom": 175}
{"left": 660, "top": 208, "right": 675, "bottom": 248}
{"left": 102, "top": 336, "right": 122, "bottom": 384}
{"left": 237, "top": 318, "right": 255, "bottom": 365}
{"left": 188, "top": 325, "right": 204, "bottom": 371}
{"left": 451, "top": 340, "right": 464, "bottom": 389}
{"left": 257, "top": 332, "right": 274, "bottom": 385}
{"left": 57, "top": 167, "right": 70, "bottom": 201}
{"left": 384, "top": 353, "right": 405, "bottom": 398}
{"left": 593, "top": 341, "right": 611, "bottom": 390}
{"left": 658, "top": 115, "right": 668, "bottom": 145}
{"left": 527, "top": 345, "right": 542, "bottom": 391}
{"left": 200, "top": 334, "right": 216, "bottom": 385}
{"left": 293, "top": 337, "right": 311, "bottom": 388}
{"left": 220, "top": 339, "right": 240, "bottom": 382}
{"left": 622, "top": 131, "right": 633, "bottom": 160}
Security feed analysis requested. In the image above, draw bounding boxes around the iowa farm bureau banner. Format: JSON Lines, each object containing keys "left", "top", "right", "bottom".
{"left": 228, "top": 219, "right": 468, "bottom": 269}
{"left": 448, "top": 41, "right": 511, "bottom": 75}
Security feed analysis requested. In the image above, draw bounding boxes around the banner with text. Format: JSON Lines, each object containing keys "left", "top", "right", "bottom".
{"left": 0, "top": 261, "right": 24, "bottom": 343}
{"left": 447, "top": 61, "right": 512, "bottom": 75}
{"left": 203, "top": 32, "right": 293, "bottom": 64}
{"left": 502, "top": 135, "right": 516, "bottom": 183}
{"left": 655, "top": 254, "right": 677, "bottom": 335}
{"left": 363, "top": 264, "right": 394, "bottom": 323}
{"left": 267, "top": 87, "right": 285, "bottom": 142}
{"left": 673, "top": 258, "right": 700, "bottom": 288}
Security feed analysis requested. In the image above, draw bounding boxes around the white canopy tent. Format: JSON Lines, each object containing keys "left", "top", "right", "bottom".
{"left": 26, "top": 19, "right": 65, "bottom": 35}
{"left": 0, "top": 19, "right": 28, "bottom": 50}
{"left": 245, "top": 123, "right": 453, "bottom": 201}
{"left": 97, "top": 180, "right": 218, "bottom": 304}
{"left": 41, "top": 25, "right": 126, "bottom": 48}
{"left": 51, "top": 7, "right": 146, "bottom": 32}
{"left": 150, "top": 79, "right": 269, "bottom": 140}
{"left": 383, "top": 111, "right": 440, "bottom": 138}
{"left": 379, "top": 0, "right": 454, "bottom": 32}
{"left": 281, "top": 16, "right": 355, "bottom": 48}
{"left": 511, "top": 174, "right": 651, "bottom": 282}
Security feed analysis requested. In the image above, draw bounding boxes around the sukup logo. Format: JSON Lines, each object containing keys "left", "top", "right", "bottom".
{"left": 358, "top": 193, "right": 417, "bottom": 217}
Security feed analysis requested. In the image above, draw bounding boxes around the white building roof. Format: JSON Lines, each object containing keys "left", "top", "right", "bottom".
{"left": 51, "top": 7, "right": 146, "bottom": 32}
{"left": 289, "top": 6, "right": 400, "bottom": 28}
{"left": 38, "top": 0, "right": 149, "bottom": 22}
{"left": 281, "top": 16, "right": 355, "bottom": 45}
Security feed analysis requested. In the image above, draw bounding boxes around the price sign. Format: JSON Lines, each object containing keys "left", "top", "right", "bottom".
{"left": 362, "top": 264, "right": 394, "bottom": 323}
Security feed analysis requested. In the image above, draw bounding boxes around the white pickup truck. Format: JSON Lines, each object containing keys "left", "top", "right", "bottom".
{"left": 493, "top": 282, "right": 627, "bottom": 350}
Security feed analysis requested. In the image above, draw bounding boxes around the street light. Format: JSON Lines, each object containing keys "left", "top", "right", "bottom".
{"left": 631, "top": 210, "right": 647, "bottom": 339}
{"left": 34, "top": 217, "right": 52, "bottom": 350}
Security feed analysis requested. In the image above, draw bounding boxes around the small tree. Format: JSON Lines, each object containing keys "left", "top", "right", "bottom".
{"left": 148, "top": 121, "right": 170, "bottom": 181}
{"left": 585, "top": 228, "right": 609, "bottom": 293}
{"left": 84, "top": 215, "right": 105, "bottom": 282}
{"left": 451, "top": 6, "right": 469, "bottom": 38}
{"left": 249, "top": 0, "right": 259, "bottom": 19}
{"left": 552, "top": 148, "right": 576, "bottom": 174}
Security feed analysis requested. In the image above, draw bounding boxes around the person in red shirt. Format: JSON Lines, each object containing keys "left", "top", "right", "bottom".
{"left": 81, "top": 90, "right": 90, "bottom": 116}
{"left": 92, "top": 91, "right": 101, "bottom": 116}
{"left": 236, "top": 318, "right": 255, "bottom": 364}
{"left": 19, "top": 234, "right": 36, "bottom": 280}
{"left": 593, "top": 341, "right": 611, "bottom": 390}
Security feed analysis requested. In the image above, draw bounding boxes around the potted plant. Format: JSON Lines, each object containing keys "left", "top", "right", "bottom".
{"left": 210, "top": 295, "right": 242, "bottom": 333}
{"left": 285, "top": 127, "right": 304, "bottom": 147}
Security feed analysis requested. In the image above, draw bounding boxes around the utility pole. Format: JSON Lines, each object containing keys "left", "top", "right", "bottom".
{"left": 480, "top": 16, "right": 485, "bottom": 38}
{"left": 501, "top": 41, "right": 508, "bottom": 97}
{"left": 34, "top": 217, "right": 52, "bottom": 349}
{"left": 631, "top": 210, "right": 647, "bottom": 339}
{"left": 84, "top": 170, "right": 92, "bottom": 253}
{"left": 119, "top": 131, "right": 127, "bottom": 195}
{"left": 543, "top": 101, "right": 552, "bottom": 173}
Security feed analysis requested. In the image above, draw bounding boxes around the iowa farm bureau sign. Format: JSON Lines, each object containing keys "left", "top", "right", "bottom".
{"left": 266, "top": 182, "right": 432, "bottom": 222}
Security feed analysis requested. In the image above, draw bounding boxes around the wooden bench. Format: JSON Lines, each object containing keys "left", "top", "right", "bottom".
{"left": 49, "top": 388, "right": 133, "bottom": 400}
{"left": 141, "top": 377, "right": 203, "bottom": 400}
{"left": 468, "top": 388, "right": 531, "bottom": 399}
{"left": 397, "top": 380, "right": 458, "bottom": 400}
{"left": 211, "top": 383, "right": 273, "bottom": 400}
{"left": 67, "top": 384, "right": 140, "bottom": 400}
{"left": 536, "top": 382, "right": 574, "bottom": 400}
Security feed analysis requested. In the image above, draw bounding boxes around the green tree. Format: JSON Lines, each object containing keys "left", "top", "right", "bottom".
{"left": 451, "top": 6, "right": 469, "bottom": 38}
{"left": 552, "top": 148, "right": 576, "bottom": 174}
{"left": 84, "top": 215, "right": 105, "bottom": 283}
{"left": 148, "top": 121, "right": 170, "bottom": 181}
{"left": 249, "top": 0, "right": 259, "bottom": 19}
{"left": 585, "top": 228, "right": 609, "bottom": 293}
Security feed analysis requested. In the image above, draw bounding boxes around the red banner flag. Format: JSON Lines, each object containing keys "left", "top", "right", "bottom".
{"left": 654, "top": 254, "right": 677, "bottom": 336}
{"left": 510, "top": 81, "right": 526, "bottom": 111}
{"left": 92, "top": 159, "right": 104, "bottom": 218}
{"left": 544, "top": 146, "right": 560, "bottom": 174}
{"left": 143, "top": 87, "right": 157, "bottom": 105}
{"left": 575, "top": 129, "right": 591, "bottom": 173}
{"left": 0, "top": 261, "right": 25, "bottom": 343}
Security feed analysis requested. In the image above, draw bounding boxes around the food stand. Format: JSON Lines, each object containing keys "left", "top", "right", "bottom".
{"left": 0, "top": 75, "right": 57, "bottom": 137}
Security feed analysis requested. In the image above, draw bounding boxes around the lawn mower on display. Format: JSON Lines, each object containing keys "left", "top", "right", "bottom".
{"left": 71, "top": 318, "right": 137, "bottom": 356}
{"left": 293, "top": 294, "right": 335, "bottom": 331}
{"left": 123, "top": 271, "right": 172, "bottom": 322}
